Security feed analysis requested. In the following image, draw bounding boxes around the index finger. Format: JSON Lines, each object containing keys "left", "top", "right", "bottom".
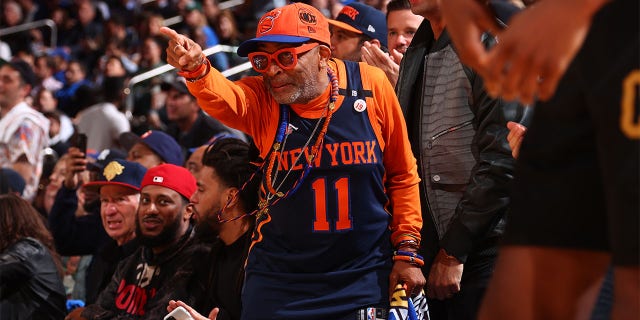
{"left": 159, "top": 27, "right": 181, "bottom": 42}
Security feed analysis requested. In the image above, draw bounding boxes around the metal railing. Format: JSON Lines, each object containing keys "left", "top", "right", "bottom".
{"left": 0, "top": 19, "right": 57, "bottom": 47}
{"left": 124, "top": 44, "right": 252, "bottom": 119}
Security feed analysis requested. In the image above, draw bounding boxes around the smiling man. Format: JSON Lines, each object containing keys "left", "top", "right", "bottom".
{"left": 78, "top": 164, "right": 207, "bottom": 320}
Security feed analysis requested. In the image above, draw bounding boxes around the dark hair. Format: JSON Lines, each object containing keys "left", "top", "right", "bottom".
{"left": 202, "top": 138, "right": 261, "bottom": 213}
{"left": 6, "top": 59, "right": 37, "bottom": 87}
{"left": 386, "top": 0, "right": 412, "bottom": 18}
{"left": 0, "top": 194, "right": 64, "bottom": 274}
{"left": 36, "top": 54, "right": 57, "bottom": 71}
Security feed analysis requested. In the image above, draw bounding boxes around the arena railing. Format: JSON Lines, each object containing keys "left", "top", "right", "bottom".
{"left": 123, "top": 44, "right": 252, "bottom": 120}
{"left": 0, "top": 19, "right": 57, "bottom": 48}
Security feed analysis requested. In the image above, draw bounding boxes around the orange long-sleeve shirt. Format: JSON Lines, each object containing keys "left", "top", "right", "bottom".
{"left": 185, "top": 58, "right": 422, "bottom": 246}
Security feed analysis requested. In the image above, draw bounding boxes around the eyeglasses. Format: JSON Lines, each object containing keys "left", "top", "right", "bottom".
{"left": 248, "top": 42, "right": 320, "bottom": 73}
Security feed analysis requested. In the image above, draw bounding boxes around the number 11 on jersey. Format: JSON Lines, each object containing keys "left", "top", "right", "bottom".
{"left": 312, "top": 177, "right": 352, "bottom": 232}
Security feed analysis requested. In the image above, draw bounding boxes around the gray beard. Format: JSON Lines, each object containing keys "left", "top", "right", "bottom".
{"left": 268, "top": 76, "right": 318, "bottom": 105}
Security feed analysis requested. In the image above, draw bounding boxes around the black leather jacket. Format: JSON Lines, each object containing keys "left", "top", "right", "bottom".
{"left": 396, "top": 21, "right": 529, "bottom": 266}
{"left": 0, "top": 238, "right": 67, "bottom": 319}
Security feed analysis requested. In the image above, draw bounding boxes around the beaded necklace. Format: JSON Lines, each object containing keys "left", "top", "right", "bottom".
{"left": 258, "top": 66, "right": 339, "bottom": 215}
{"left": 215, "top": 66, "right": 339, "bottom": 223}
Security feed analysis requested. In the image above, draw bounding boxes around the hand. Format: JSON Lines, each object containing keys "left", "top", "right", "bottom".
{"left": 426, "top": 249, "right": 463, "bottom": 300}
{"left": 439, "top": 0, "right": 502, "bottom": 75}
{"left": 167, "top": 300, "right": 219, "bottom": 320}
{"left": 64, "top": 307, "right": 87, "bottom": 320}
{"left": 160, "top": 27, "right": 206, "bottom": 72}
{"left": 361, "top": 41, "right": 401, "bottom": 87}
{"left": 389, "top": 260, "right": 426, "bottom": 299}
{"left": 481, "top": 0, "right": 606, "bottom": 104}
{"left": 442, "top": 0, "right": 609, "bottom": 105}
{"left": 64, "top": 147, "right": 88, "bottom": 190}
{"left": 506, "top": 121, "right": 527, "bottom": 159}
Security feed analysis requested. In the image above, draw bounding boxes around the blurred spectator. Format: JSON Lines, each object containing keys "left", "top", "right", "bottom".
{"left": 202, "top": 0, "right": 221, "bottom": 26}
{"left": 42, "top": 110, "right": 73, "bottom": 157}
{"left": 362, "top": 0, "right": 390, "bottom": 13}
{"left": 0, "top": 60, "right": 50, "bottom": 202}
{"left": 103, "top": 15, "right": 138, "bottom": 57}
{"left": 46, "top": 47, "right": 71, "bottom": 83}
{"left": 51, "top": 7, "right": 75, "bottom": 48}
{"left": 32, "top": 87, "right": 58, "bottom": 113}
{"left": 95, "top": 40, "right": 137, "bottom": 84}
{"left": 0, "top": 168, "right": 26, "bottom": 196}
{"left": 17, "top": 0, "right": 49, "bottom": 23}
{"left": 65, "top": 0, "right": 105, "bottom": 75}
{"left": 1, "top": 1, "right": 29, "bottom": 55}
{"left": 120, "top": 130, "right": 184, "bottom": 168}
{"left": 139, "top": 35, "right": 168, "bottom": 71}
{"left": 33, "top": 54, "right": 64, "bottom": 93}
{"left": 135, "top": 12, "right": 165, "bottom": 46}
{"left": 0, "top": 193, "right": 67, "bottom": 318}
{"left": 160, "top": 79, "right": 234, "bottom": 157}
{"left": 0, "top": 40, "right": 11, "bottom": 61}
{"left": 183, "top": 1, "right": 229, "bottom": 70}
{"left": 74, "top": 81, "right": 130, "bottom": 152}
{"left": 215, "top": 9, "right": 253, "bottom": 79}
{"left": 130, "top": 35, "right": 172, "bottom": 133}
{"left": 55, "top": 60, "right": 92, "bottom": 117}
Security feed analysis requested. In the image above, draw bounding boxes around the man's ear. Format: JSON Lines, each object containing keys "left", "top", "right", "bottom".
{"left": 225, "top": 187, "right": 239, "bottom": 208}
{"left": 20, "top": 84, "right": 32, "bottom": 99}
{"left": 318, "top": 45, "right": 332, "bottom": 68}
{"left": 184, "top": 202, "right": 195, "bottom": 220}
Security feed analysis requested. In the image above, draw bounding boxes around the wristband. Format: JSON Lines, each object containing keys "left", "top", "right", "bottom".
{"left": 392, "top": 254, "right": 425, "bottom": 267}
{"left": 178, "top": 55, "right": 210, "bottom": 82}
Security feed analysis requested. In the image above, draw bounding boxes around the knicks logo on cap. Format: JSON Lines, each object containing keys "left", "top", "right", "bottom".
{"left": 258, "top": 10, "right": 281, "bottom": 34}
{"left": 103, "top": 161, "right": 125, "bottom": 181}
{"left": 340, "top": 6, "right": 359, "bottom": 21}
{"left": 298, "top": 8, "right": 317, "bottom": 25}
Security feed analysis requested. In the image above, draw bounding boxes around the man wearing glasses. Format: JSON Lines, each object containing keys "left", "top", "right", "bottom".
{"left": 160, "top": 2, "right": 424, "bottom": 319}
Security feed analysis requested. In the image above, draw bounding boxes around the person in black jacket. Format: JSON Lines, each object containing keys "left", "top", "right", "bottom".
{"left": 0, "top": 194, "right": 67, "bottom": 319}
{"left": 394, "top": 0, "right": 526, "bottom": 319}
{"left": 167, "top": 137, "right": 261, "bottom": 320}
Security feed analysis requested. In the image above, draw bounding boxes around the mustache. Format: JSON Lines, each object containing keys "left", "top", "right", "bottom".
{"left": 141, "top": 214, "right": 162, "bottom": 223}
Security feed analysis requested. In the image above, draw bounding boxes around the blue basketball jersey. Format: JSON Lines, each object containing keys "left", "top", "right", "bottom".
{"left": 242, "top": 61, "right": 393, "bottom": 319}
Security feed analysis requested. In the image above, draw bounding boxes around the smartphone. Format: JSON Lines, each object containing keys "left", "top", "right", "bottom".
{"left": 74, "top": 133, "right": 88, "bottom": 155}
{"left": 164, "top": 306, "right": 194, "bottom": 320}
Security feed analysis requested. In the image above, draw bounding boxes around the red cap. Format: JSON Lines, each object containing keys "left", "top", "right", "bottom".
{"left": 140, "top": 164, "right": 196, "bottom": 200}
{"left": 236, "top": 2, "right": 331, "bottom": 57}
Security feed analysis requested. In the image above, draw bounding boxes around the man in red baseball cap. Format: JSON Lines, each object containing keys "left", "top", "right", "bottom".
{"left": 160, "top": 2, "right": 424, "bottom": 318}
{"left": 79, "top": 164, "right": 208, "bottom": 319}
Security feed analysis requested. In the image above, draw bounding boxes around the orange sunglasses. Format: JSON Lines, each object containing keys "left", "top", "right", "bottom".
{"left": 248, "top": 42, "right": 320, "bottom": 73}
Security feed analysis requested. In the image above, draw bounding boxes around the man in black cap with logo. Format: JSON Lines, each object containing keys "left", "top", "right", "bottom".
{"left": 328, "top": 2, "right": 388, "bottom": 62}
{"left": 49, "top": 152, "right": 146, "bottom": 305}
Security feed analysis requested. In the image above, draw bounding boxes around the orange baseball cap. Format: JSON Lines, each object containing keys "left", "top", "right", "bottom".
{"left": 237, "top": 3, "right": 331, "bottom": 57}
